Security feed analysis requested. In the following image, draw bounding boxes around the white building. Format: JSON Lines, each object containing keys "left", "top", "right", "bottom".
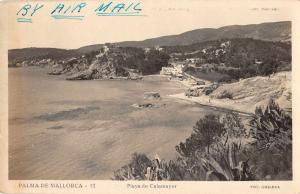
{"left": 160, "top": 63, "right": 184, "bottom": 77}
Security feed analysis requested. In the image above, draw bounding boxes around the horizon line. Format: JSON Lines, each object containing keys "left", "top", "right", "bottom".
{"left": 8, "top": 20, "right": 290, "bottom": 50}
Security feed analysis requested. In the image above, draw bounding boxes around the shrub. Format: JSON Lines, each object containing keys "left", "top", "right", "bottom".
{"left": 249, "top": 99, "right": 292, "bottom": 152}
{"left": 112, "top": 153, "right": 152, "bottom": 180}
{"left": 139, "top": 49, "right": 170, "bottom": 75}
{"left": 248, "top": 99, "right": 292, "bottom": 180}
{"left": 113, "top": 100, "right": 292, "bottom": 181}
{"left": 216, "top": 90, "right": 233, "bottom": 99}
{"left": 224, "top": 113, "right": 246, "bottom": 136}
{"left": 176, "top": 114, "right": 226, "bottom": 156}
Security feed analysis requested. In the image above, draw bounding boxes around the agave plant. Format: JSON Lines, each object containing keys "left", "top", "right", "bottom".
{"left": 249, "top": 99, "right": 292, "bottom": 152}
{"left": 112, "top": 153, "right": 152, "bottom": 180}
{"left": 113, "top": 153, "right": 173, "bottom": 181}
{"left": 200, "top": 142, "right": 254, "bottom": 181}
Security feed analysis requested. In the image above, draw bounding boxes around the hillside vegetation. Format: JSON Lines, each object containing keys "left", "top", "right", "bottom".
{"left": 9, "top": 38, "right": 291, "bottom": 82}
{"left": 113, "top": 100, "right": 292, "bottom": 181}
{"left": 8, "top": 48, "right": 80, "bottom": 67}
{"left": 8, "top": 21, "right": 290, "bottom": 64}
{"left": 173, "top": 71, "right": 291, "bottom": 114}
{"left": 210, "top": 71, "right": 291, "bottom": 113}
{"left": 115, "top": 21, "right": 291, "bottom": 47}
{"left": 48, "top": 46, "right": 170, "bottom": 80}
{"left": 167, "top": 38, "right": 291, "bottom": 79}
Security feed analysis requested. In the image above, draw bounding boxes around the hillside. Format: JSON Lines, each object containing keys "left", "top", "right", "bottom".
{"left": 170, "top": 38, "right": 291, "bottom": 79}
{"left": 114, "top": 21, "right": 291, "bottom": 47}
{"left": 171, "top": 71, "right": 291, "bottom": 114}
{"left": 8, "top": 21, "right": 291, "bottom": 64}
{"left": 212, "top": 71, "right": 291, "bottom": 110}
{"left": 46, "top": 46, "right": 170, "bottom": 80}
{"left": 8, "top": 48, "right": 79, "bottom": 67}
{"left": 78, "top": 21, "right": 290, "bottom": 51}
{"left": 9, "top": 38, "right": 291, "bottom": 82}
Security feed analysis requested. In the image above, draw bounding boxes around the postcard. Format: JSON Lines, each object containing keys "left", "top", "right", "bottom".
{"left": 0, "top": 0, "right": 299, "bottom": 193}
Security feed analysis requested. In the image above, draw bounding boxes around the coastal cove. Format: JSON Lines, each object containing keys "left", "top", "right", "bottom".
{"left": 9, "top": 67, "right": 230, "bottom": 180}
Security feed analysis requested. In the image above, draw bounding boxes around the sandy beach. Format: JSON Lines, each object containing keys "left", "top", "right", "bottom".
{"left": 170, "top": 71, "right": 291, "bottom": 115}
{"left": 169, "top": 93, "right": 253, "bottom": 115}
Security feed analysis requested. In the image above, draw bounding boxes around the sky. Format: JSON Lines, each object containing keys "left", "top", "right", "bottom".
{"left": 6, "top": 0, "right": 293, "bottom": 49}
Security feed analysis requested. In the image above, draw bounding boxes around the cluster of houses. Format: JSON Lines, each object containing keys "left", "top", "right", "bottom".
{"left": 159, "top": 57, "right": 220, "bottom": 97}
{"left": 159, "top": 56, "right": 205, "bottom": 77}
{"left": 185, "top": 82, "right": 219, "bottom": 97}
{"left": 14, "top": 58, "right": 55, "bottom": 67}
{"left": 160, "top": 62, "right": 185, "bottom": 78}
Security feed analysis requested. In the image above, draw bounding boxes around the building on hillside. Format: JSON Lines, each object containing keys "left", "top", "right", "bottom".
{"left": 220, "top": 41, "right": 230, "bottom": 48}
{"left": 160, "top": 62, "right": 185, "bottom": 77}
{"left": 160, "top": 67, "right": 183, "bottom": 77}
{"left": 144, "top": 47, "right": 151, "bottom": 53}
{"left": 155, "top": 46, "right": 164, "bottom": 52}
{"left": 255, "top": 59, "right": 263, "bottom": 65}
{"left": 185, "top": 58, "right": 203, "bottom": 64}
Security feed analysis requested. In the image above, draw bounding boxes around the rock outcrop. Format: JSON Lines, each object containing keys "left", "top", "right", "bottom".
{"left": 48, "top": 45, "right": 142, "bottom": 81}
{"left": 143, "top": 92, "right": 161, "bottom": 100}
{"left": 210, "top": 71, "right": 291, "bottom": 112}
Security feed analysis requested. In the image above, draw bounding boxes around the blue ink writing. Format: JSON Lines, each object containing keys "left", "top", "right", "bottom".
{"left": 112, "top": 3, "right": 126, "bottom": 12}
{"left": 16, "top": 3, "right": 44, "bottom": 23}
{"left": 94, "top": 2, "right": 113, "bottom": 13}
{"left": 51, "top": 3, "right": 65, "bottom": 14}
{"left": 133, "top": 2, "right": 142, "bottom": 11}
{"left": 17, "top": 4, "right": 31, "bottom": 16}
{"left": 72, "top": 3, "right": 86, "bottom": 13}
{"left": 17, "top": 3, "right": 44, "bottom": 16}
{"left": 31, "top": 4, "right": 44, "bottom": 16}
{"left": 95, "top": 1, "right": 144, "bottom": 16}
{"left": 16, "top": 1, "right": 145, "bottom": 23}
{"left": 51, "top": 3, "right": 86, "bottom": 20}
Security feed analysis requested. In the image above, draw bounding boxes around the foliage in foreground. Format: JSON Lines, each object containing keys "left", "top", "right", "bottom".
{"left": 113, "top": 100, "right": 292, "bottom": 181}
{"left": 249, "top": 99, "right": 292, "bottom": 180}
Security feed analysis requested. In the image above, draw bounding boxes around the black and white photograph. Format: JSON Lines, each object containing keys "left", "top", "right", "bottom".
{"left": 1, "top": 1, "right": 297, "bottom": 191}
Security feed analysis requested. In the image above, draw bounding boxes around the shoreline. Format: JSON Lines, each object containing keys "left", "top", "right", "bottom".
{"left": 168, "top": 93, "right": 253, "bottom": 116}
{"left": 169, "top": 71, "right": 292, "bottom": 116}
{"left": 10, "top": 67, "right": 290, "bottom": 117}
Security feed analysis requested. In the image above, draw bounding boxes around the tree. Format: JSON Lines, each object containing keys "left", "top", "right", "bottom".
{"left": 113, "top": 153, "right": 152, "bottom": 180}
{"left": 140, "top": 49, "right": 170, "bottom": 75}
{"left": 176, "top": 114, "right": 226, "bottom": 156}
{"left": 222, "top": 112, "right": 247, "bottom": 139}
{"left": 193, "top": 114, "right": 226, "bottom": 154}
